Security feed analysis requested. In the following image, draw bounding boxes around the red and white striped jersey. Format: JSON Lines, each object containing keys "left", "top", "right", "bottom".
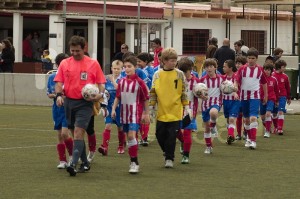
{"left": 235, "top": 64, "right": 267, "bottom": 100}
{"left": 186, "top": 76, "right": 200, "bottom": 117}
{"left": 222, "top": 73, "right": 237, "bottom": 100}
{"left": 116, "top": 74, "right": 149, "bottom": 124}
{"left": 199, "top": 74, "right": 223, "bottom": 111}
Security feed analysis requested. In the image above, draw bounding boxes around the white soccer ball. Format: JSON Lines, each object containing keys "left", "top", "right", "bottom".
{"left": 220, "top": 80, "right": 234, "bottom": 94}
{"left": 192, "top": 83, "right": 208, "bottom": 98}
{"left": 81, "top": 84, "right": 99, "bottom": 100}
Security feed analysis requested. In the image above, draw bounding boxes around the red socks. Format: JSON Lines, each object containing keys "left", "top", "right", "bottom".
{"left": 102, "top": 129, "right": 111, "bottom": 148}
{"left": 128, "top": 138, "right": 138, "bottom": 157}
{"left": 228, "top": 124, "right": 235, "bottom": 137}
{"left": 141, "top": 123, "right": 150, "bottom": 140}
{"left": 64, "top": 137, "right": 73, "bottom": 156}
{"left": 204, "top": 133, "right": 212, "bottom": 147}
{"left": 118, "top": 130, "right": 126, "bottom": 147}
{"left": 183, "top": 129, "right": 192, "bottom": 152}
{"left": 87, "top": 134, "right": 96, "bottom": 152}
{"left": 57, "top": 143, "right": 67, "bottom": 162}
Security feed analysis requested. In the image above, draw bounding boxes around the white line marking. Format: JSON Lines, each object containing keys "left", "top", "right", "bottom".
{"left": 0, "top": 145, "right": 55, "bottom": 150}
{"left": 0, "top": 127, "right": 52, "bottom": 132}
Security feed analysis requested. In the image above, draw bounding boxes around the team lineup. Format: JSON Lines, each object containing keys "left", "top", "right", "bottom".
{"left": 47, "top": 36, "right": 291, "bottom": 176}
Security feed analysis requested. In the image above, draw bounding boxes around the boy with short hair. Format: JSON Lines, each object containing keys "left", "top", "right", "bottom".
{"left": 222, "top": 59, "right": 239, "bottom": 145}
{"left": 235, "top": 56, "right": 247, "bottom": 140}
{"left": 260, "top": 63, "right": 279, "bottom": 138}
{"left": 111, "top": 56, "right": 150, "bottom": 174}
{"left": 98, "top": 60, "right": 125, "bottom": 155}
{"left": 199, "top": 58, "right": 224, "bottom": 154}
{"left": 177, "top": 57, "right": 200, "bottom": 164}
{"left": 47, "top": 53, "right": 73, "bottom": 169}
{"left": 150, "top": 48, "right": 189, "bottom": 168}
{"left": 136, "top": 52, "right": 154, "bottom": 146}
{"left": 234, "top": 48, "right": 268, "bottom": 149}
{"left": 272, "top": 59, "right": 291, "bottom": 135}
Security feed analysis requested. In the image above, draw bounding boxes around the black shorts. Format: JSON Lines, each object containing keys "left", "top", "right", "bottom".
{"left": 64, "top": 98, "right": 93, "bottom": 130}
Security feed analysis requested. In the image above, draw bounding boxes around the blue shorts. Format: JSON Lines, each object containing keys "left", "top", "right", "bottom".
{"left": 223, "top": 100, "right": 240, "bottom": 118}
{"left": 122, "top": 123, "right": 140, "bottom": 133}
{"left": 202, "top": 105, "right": 220, "bottom": 122}
{"left": 241, "top": 99, "right": 260, "bottom": 118}
{"left": 52, "top": 104, "right": 68, "bottom": 130}
{"left": 260, "top": 100, "right": 275, "bottom": 115}
{"left": 180, "top": 118, "right": 197, "bottom": 130}
{"left": 273, "top": 96, "right": 287, "bottom": 113}
{"left": 105, "top": 107, "right": 122, "bottom": 127}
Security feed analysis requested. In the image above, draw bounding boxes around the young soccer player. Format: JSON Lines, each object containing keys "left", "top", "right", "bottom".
{"left": 272, "top": 59, "right": 291, "bottom": 135}
{"left": 260, "top": 63, "right": 279, "bottom": 138}
{"left": 111, "top": 56, "right": 150, "bottom": 174}
{"left": 222, "top": 59, "right": 239, "bottom": 145}
{"left": 234, "top": 48, "right": 268, "bottom": 149}
{"left": 136, "top": 52, "right": 154, "bottom": 146}
{"left": 47, "top": 53, "right": 73, "bottom": 169}
{"left": 235, "top": 56, "right": 247, "bottom": 140}
{"left": 149, "top": 48, "right": 190, "bottom": 168}
{"left": 199, "top": 58, "right": 223, "bottom": 154}
{"left": 177, "top": 57, "right": 199, "bottom": 164}
{"left": 98, "top": 60, "right": 126, "bottom": 155}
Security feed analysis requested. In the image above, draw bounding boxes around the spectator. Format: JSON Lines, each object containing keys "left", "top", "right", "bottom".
{"left": 113, "top": 44, "right": 129, "bottom": 61}
{"left": 206, "top": 37, "right": 218, "bottom": 58}
{"left": 0, "top": 39, "right": 15, "bottom": 73}
{"left": 213, "top": 38, "right": 235, "bottom": 74}
{"left": 31, "top": 31, "right": 43, "bottom": 62}
{"left": 272, "top": 47, "right": 283, "bottom": 62}
{"left": 234, "top": 41, "right": 247, "bottom": 57}
{"left": 151, "top": 38, "right": 163, "bottom": 68}
{"left": 23, "top": 32, "right": 33, "bottom": 62}
{"left": 239, "top": 39, "right": 249, "bottom": 54}
{"left": 41, "top": 49, "right": 53, "bottom": 73}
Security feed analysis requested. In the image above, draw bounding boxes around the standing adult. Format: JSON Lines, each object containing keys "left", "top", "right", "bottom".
{"left": 272, "top": 47, "right": 283, "bottom": 62}
{"left": 239, "top": 39, "right": 249, "bottom": 54}
{"left": 151, "top": 38, "right": 163, "bottom": 68}
{"left": 234, "top": 41, "right": 247, "bottom": 57}
{"left": 206, "top": 37, "right": 218, "bottom": 58}
{"left": 22, "top": 32, "right": 33, "bottom": 62}
{"left": 113, "top": 44, "right": 129, "bottom": 61}
{"left": 213, "top": 38, "right": 235, "bottom": 74}
{"left": 0, "top": 39, "right": 15, "bottom": 73}
{"left": 54, "top": 36, "right": 106, "bottom": 176}
{"left": 31, "top": 31, "right": 43, "bottom": 62}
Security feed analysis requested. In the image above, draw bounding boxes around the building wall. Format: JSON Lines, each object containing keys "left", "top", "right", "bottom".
{"left": 168, "top": 17, "right": 296, "bottom": 56}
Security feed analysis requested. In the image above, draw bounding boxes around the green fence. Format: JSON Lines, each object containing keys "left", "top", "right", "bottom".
{"left": 285, "top": 68, "right": 299, "bottom": 99}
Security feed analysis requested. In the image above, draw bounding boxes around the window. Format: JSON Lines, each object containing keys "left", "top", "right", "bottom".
{"left": 182, "top": 29, "right": 209, "bottom": 54}
{"left": 241, "top": 30, "right": 266, "bottom": 54}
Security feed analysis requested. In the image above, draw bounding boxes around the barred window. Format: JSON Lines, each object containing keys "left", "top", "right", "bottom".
{"left": 182, "top": 29, "right": 209, "bottom": 54}
{"left": 241, "top": 30, "right": 266, "bottom": 54}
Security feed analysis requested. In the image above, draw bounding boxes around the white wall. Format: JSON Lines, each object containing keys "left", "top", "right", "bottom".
{"left": 172, "top": 18, "right": 225, "bottom": 55}
{"left": 166, "top": 17, "right": 296, "bottom": 56}
{"left": 0, "top": 74, "right": 51, "bottom": 106}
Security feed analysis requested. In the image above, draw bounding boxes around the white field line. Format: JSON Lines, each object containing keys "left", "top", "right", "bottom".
{"left": 0, "top": 127, "right": 52, "bottom": 132}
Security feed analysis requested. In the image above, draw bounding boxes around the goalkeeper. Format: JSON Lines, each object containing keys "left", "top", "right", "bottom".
{"left": 149, "top": 48, "right": 189, "bottom": 169}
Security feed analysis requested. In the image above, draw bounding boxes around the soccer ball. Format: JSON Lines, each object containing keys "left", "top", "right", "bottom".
{"left": 192, "top": 83, "right": 208, "bottom": 98}
{"left": 81, "top": 84, "right": 99, "bottom": 100}
{"left": 220, "top": 80, "right": 234, "bottom": 94}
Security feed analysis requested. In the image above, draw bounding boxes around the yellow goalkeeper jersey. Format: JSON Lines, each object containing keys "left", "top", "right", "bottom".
{"left": 150, "top": 68, "right": 189, "bottom": 122}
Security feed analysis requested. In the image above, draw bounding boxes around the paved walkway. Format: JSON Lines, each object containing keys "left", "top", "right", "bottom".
{"left": 286, "top": 99, "right": 300, "bottom": 115}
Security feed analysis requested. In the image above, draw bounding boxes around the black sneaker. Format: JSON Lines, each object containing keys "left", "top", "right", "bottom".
{"left": 66, "top": 165, "right": 77, "bottom": 176}
{"left": 235, "top": 135, "right": 242, "bottom": 140}
{"left": 226, "top": 135, "right": 235, "bottom": 145}
{"left": 78, "top": 162, "right": 90, "bottom": 173}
